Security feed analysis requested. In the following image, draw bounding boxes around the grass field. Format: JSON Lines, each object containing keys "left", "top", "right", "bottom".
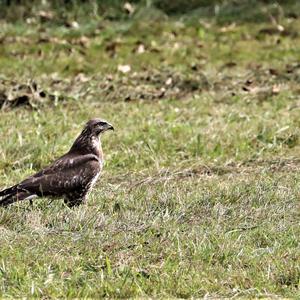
{"left": 0, "top": 2, "right": 300, "bottom": 297}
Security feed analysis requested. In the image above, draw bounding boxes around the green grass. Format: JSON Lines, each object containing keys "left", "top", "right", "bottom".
{"left": 0, "top": 3, "right": 300, "bottom": 298}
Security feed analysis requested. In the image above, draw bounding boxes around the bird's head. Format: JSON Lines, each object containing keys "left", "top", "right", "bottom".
{"left": 70, "top": 118, "right": 114, "bottom": 155}
{"left": 85, "top": 118, "right": 114, "bottom": 136}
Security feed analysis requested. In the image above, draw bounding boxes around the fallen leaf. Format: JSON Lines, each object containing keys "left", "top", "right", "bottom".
{"left": 124, "top": 2, "right": 135, "bottom": 15}
{"left": 118, "top": 65, "right": 131, "bottom": 73}
{"left": 272, "top": 85, "right": 281, "bottom": 94}
{"left": 220, "top": 23, "right": 236, "bottom": 33}
{"left": 74, "top": 73, "right": 90, "bottom": 83}
{"left": 277, "top": 24, "right": 284, "bottom": 32}
{"left": 136, "top": 44, "right": 145, "bottom": 54}
{"left": 165, "top": 78, "right": 172, "bottom": 86}
{"left": 269, "top": 68, "right": 279, "bottom": 76}
{"left": 64, "top": 20, "right": 79, "bottom": 29}
{"left": 37, "top": 10, "right": 54, "bottom": 22}
{"left": 105, "top": 41, "right": 120, "bottom": 57}
{"left": 223, "top": 62, "right": 237, "bottom": 68}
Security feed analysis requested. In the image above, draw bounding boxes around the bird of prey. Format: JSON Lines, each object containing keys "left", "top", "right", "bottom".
{"left": 0, "top": 118, "right": 114, "bottom": 207}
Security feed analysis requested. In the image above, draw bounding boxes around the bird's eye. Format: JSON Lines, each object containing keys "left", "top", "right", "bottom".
{"left": 97, "top": 122, "right": 106, "bottom": 126}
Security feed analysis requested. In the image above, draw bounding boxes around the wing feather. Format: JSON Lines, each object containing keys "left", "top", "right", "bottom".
{"left": 14, "top": 154, "right": 101, "bottom": 197}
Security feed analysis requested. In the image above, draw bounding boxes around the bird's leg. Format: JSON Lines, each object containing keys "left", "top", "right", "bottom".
{"left": 64, "top": 197, "right": 85, "bottom": 208}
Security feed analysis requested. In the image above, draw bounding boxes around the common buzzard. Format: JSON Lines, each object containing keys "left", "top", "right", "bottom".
{"left": 0, "top": 119, "right": 114, "bottom": 207}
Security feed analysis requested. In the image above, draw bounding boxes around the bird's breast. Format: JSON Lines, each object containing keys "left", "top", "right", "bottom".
{"left": 88, "top": 172, "right": 100, "bottom": 192}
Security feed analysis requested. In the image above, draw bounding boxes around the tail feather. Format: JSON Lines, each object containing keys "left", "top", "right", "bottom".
{"left": 0, "top": 185, "right": 18, "bottom": 197}
{"left": 0, "top": 193, "right": 17, "bottom": 207}
{"left": 0, "top": 190, "right": 32, "bottom": 207}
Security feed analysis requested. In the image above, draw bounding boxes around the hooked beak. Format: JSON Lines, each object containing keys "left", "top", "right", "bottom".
{"left": 106, "top": 123, "right": 114, "bottom": 131}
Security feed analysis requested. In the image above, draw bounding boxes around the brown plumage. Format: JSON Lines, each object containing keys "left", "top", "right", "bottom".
{"left": 0, "top": 119, "right": 114, "bottom": 207}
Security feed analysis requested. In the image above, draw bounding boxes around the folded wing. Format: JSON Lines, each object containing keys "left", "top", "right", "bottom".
{"left": 0, "top": 154, "right": 101, "bottom": 207}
